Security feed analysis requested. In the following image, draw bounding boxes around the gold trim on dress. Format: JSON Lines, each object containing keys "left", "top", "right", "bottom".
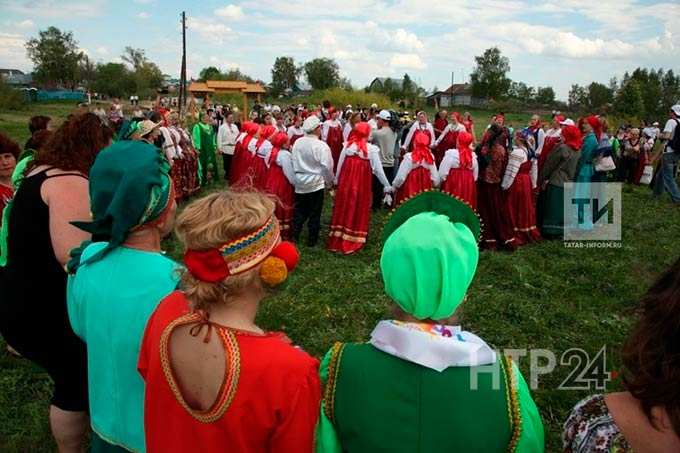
{"left": 323, "top": 342, "right": 346, "bottom": 424}
{"left": 502, "top": 356, "right": 522, "bottom": 452}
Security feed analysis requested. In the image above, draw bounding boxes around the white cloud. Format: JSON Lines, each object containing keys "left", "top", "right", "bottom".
{"left": 137, "top": 12, "right": 150, "bottom": 19}
{"left": 0, "top": 32, "right": 30, "bottom": 70}
{"left": 16, "top": 19, "right": 34, "bottom": 29}
{"left": 186, "top": 17, "right": 234, "bottom": 45}
{"left": 3, "top": 0, "right": 105, "bottom": 18}
{"left": 215, "top": 4, "right": 244, "bottom": 20}
{"left": 95, "top": 46, "right": 109, "bottom": 55}
{"left": 389, "top": 53, "right": 426, "bottom": 70}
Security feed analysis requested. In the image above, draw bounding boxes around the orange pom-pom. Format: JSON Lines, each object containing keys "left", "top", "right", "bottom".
{"left": 260, "top": 256, "right": 288, "bottom": 287}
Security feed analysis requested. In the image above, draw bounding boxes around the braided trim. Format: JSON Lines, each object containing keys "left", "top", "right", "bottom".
{"left": 322, "top": 342, "right": 346, "bottom": 424}
{"left": 503, "top": 356, "right": 522, "bottom": 452}
{"left": 159, "top": 313, "right": 241, "bottom": 424}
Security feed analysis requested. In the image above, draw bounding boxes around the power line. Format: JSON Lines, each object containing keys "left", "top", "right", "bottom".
{"left": 180, "top": 11, "right": 187, "bottom": 116}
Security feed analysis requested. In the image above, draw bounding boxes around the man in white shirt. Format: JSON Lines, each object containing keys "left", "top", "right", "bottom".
{"left": 217, "top": 112, "right": 240, "bottom": 181}
{"left": 291, "top": 115, "right": 334, "bottom": 246}
{"left": 653, "top": 104, "right": 680, "bottom": 204}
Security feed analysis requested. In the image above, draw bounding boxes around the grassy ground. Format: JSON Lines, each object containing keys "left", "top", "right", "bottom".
{"left": 2, "top": 103, "right": 680, "bottom": 451}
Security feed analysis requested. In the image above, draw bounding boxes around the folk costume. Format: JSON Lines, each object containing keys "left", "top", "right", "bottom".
{"left": 502, "top": 137, "right": 541, "bottom": 246}
{"left": 393, "top": 131, "right": 439, "bottom": 206}
{"left": 537, "top": 126, "right": 562, "bottom": 175}
{"left": 402, "top": 121, "right": 436, "bottom": 154}
{"left": 192, "top": 120, "right": 218, "bottom": 185}
{"left": 432, "top": 117, "right": 466, "bottom": 166}
{"left": 439, "top": 131, "right": 478, "bottom": 210}
{"left": 537, "top": 126, "right": 582, "bottom": 238}
{"left": 316, "top": 192, "right": 545, "bottom": 453}
{"left": 139, "top": 217, "right": 320, "bottom": 453}
{"left": 327, "top": 123, "right": 392, "bottom": 255}
{"left": 229, "top": 122, "right": 259, "bottom": 187}
{"left": 217, "top": 121, "right": 240, "bottom": 181}
{"left": 477, "top": 126, "right": 517, "bottom": 250}
{"left": 574, "top": 122, "right": 599, "bottom": 231}
{"left": 322, "top": 113, "right": 344, "bottom": 172}
{"left": 160, "top": 125, "right": 200, "bottom": 200}
{"left": 248, "top": 125, "right": 276, "bottom": 190}
{"left": 264, "top": 132, "right": 296, "bottom": 239}
{"left": 67, "top": 141, "right": 178, "bottom": 452}
{"left": 287, "top": 124, "right": 305, "bottom": 147}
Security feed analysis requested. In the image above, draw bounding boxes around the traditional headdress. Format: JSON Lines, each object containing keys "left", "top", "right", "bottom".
{"left": 411, "top": 132, "right": 434, "bottom": 165}
{"left": 381, "top": 191, "right": 480, "bottom": 320}
{"left": 457, "top": 131, "right": 474, "bottom": 169}
{"left": 347, "top": 122, "right": 371, "bottom": 156}
{"left": 256, "top": 125, "right": 276, "bottom": 149}
{"left": 267, "top": 132, "right": 289, "bottom": 166}
{"left": 586, "top": 115, "right": 603, "bottom": 141}
{"left": 183, "top": 216, "right": 299, "bottom": 287}
{"left": 561, "top": 125, "right": 583, "bottom": 151}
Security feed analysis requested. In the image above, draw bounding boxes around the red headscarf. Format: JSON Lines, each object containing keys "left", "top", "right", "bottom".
{"left": 456, "top": 131, "right": 474, "bottom": 169}
{"left": 554, "top": 114, "right": 565, "bottom": 125}
{"left": 586, "top": 115, "right": 602, "bottom": 141}
{"left": 242, "top": 121, "right": 259, "bottom": 150}
{"left": 268, "top": 132, "right": 289, "bottom": 166}
{"left": 451, "top": 111, "right": 461, "bottom": 122}
{"left": 347, "top": 122, "right": 371, "bottom": 156}
{"left": 561, "top": 125, "right": 583, "bottom": 151}
{"left": 256, "top": 125, "right": 276, "bottom": 149}
{"left": 412, "top": 131, "right": 434, "bottom": 165}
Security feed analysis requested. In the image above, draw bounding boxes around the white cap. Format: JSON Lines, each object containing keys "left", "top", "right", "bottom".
{"left": 371, "top": 103, "right": 378, "bottom": 109}
{"left": 653, "top": 121, "right": 659, "bottom": 126}
{"left": 671, "top": 104, "right": 680, "bottom": 116}
{"left": 346, "top": 104, "right": 352, "bottom": 109}
{"left": 302, "top": 115, "right": 321, "bottom": 133}
{"left": 559, "top": 118, "right": 575, "bottom": 126}
{"left": 272, "top": 105, "right": 281, "bottom": 112}
{"left": 378, "top": 110, "right": 392, "bottom": 121}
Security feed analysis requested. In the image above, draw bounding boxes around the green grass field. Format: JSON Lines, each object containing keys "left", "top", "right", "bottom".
{"left": 2, "top": 102, "right": 680, "bottom": 451}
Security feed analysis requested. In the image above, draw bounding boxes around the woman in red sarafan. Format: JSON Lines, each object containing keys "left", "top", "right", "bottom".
{"left": 431, "top": 112, "right": 466, "bottom": 166}
{"left": 439, "top": 131, "right": 478, "bottom": 210}
{"left": 537, "top": 115, "right": 564, "bottom": 176}
{"left": 327, "top": 123, "right": 392, "bottom": 255}
{"left": 321, "top": 108, "right": 344, "bottom": 172}
{"left": 248, "top": 125, "right": 276, "bottom": 190}
{"left": 392, "top": 130, "right": 440, "bottom": 206}
{"left": 264, "top": 132, "right": 296, "bottom": 239}
{"left": 138, "top": 191, "right": 319, "bottom": 453}
{"left": 229, "top": 122, "right": 259, "bottom": 187}
{"left": 502, "top": 130, "right": 541, "bottom": 246}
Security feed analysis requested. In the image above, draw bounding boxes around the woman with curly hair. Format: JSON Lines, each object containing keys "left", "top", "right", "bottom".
{"left": 0, "top": 113, "right": 112, "bottom": 453}
{"left": 563, "top": 257, "right": 680, "bottom": 452}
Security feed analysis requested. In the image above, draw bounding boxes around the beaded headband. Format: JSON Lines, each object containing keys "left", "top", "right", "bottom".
{"left": 184, "top": 216, "right": 285, "bottom": 283}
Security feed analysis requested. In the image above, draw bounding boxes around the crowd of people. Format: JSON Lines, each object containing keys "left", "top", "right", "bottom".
{"left": 0, "top": 96, "right": 678, "bottom": 453}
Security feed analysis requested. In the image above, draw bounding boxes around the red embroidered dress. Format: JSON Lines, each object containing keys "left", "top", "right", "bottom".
{"left": 323, "top": 122, "right": 343, "bottom": 172}
{"left": 505, "top": 158, "right": 541, "bottom": 246}
{"left": 264, "top": 134, "right": 295, "bottom": 239}
{"left": 393, "top": 130, "right": 438, "bottom": 206}
{"left": 440, "top": 149, "right": 478, "bottom": 210}
{"left": 229, "top": 123, "right": 258, "bottom": 187}
{"left": 138, "top": 291, "right": 321, "bottom": 453}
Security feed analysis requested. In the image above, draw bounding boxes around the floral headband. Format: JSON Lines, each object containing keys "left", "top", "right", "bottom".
{"left": 183, "top": 216, "right": 299, "bottom": 286}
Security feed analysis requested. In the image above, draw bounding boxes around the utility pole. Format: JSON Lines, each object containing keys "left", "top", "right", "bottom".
{"left": 179, "top": 11, "right": 187, "bottom": 117}
{"left": 450, "top": 71, "right": 454, "bottom": 107}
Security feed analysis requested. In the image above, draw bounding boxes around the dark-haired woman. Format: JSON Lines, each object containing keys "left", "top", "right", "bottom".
{"left": 0, "top": 113, "right": 113, "bottom": 453}
{"left": 563, "top": 257, "right": 680, "bottom": 452}
{"left": 24, "top": 115, "right": 52, "bottom": 151}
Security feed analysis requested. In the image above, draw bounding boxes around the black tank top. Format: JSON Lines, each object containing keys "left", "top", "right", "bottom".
{"left": 0, "top": 168, "right": 87, "bottom": 332}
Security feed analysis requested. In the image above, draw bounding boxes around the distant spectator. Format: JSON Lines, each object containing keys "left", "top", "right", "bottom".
{"left": 653, "top": 105, "right": 680, "bottom": 204}
{"left": 24, "top": 115, "right": 52, "bottom": 151}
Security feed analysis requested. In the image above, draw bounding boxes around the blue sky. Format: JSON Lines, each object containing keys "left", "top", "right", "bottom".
{"left": 1, "top": 0, "right": 678, "bottom": 99}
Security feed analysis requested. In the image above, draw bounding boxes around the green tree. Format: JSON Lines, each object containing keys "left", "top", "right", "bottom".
{"left": 270, "top": 56, "right": 302, "bottom": 96}
{"left": 339, "top": 76, "right": 353, "bottom": 91}
{"left": 568, "top": 84, "right": 588, "bottom": 111}
{"left": 587, "top": 82, "right": 613, "bottom": 111}
{"left": 535, "top": 86, "right": 556, "bottom": 106}
{"left": 120, "top": 46, "right": 163, "bottom": 95}
{"left": 223, "top": 68, "right": 255, "bottom": 83}
{"left": 199, "top": 66, "right": 222, "bottom": 82}
{"left": 304, "top": 58, "right": 340, "bottom": 90}
{"left": 25, "top": 26, "right": 83, "bottom": 88}
{"left": 614, "top": 80, "right": 645, "bottom": 118}
{"left": 121, "top": 47, "right": 146, "bottom": 71}
{"left": 661, "top": 69, "right": 680, "bottom": 114}
{"left": 92, "top": 63, "right": 135, "bottom": 98}
{"left": 470, "top": 47, "right": 511, "bottom": 100}
{"left": 77, "top": 55, "right": 97, "bottom": 91}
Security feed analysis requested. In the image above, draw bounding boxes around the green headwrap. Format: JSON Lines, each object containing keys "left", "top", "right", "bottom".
{"left": 380, "top": 192, "right": 480, "bottom": 320}
{"left": 68, "top": 140, "right": 172, "bottom": 271}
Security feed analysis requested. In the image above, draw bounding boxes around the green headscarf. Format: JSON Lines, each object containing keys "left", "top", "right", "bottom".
{"left": 380, "top": 192, "right": 480, "bottom": 320}
{"left": 68, "top": 140, "right": 172, "bottom": 271}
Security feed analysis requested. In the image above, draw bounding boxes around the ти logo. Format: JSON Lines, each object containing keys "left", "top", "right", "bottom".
{"left": 563, "top": 182, "right": 622, "bottom": 243}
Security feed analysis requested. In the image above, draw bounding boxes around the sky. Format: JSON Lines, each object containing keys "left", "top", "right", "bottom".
{"left": 1, "top": 0, "right": 679, "bottom": 100}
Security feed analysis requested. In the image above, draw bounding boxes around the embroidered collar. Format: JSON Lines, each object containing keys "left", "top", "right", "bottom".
{"left": 369, "top": 320, "right": 496, "bottom": 372}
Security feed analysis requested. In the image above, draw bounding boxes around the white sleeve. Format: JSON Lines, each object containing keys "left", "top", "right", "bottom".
{"left": 287, "top": 127, "right": 294, "bottom": 139}
{"left": 259, "top": 142, "right": 273, "bottom": 165}
{"left": 392, "top": 154, "right": 412, "bottom": 189}
{"left": 428, "top": 124, "right": 436, "bottom": 144}
{"left": 426, "top": 161, "right": 441, "bottom": 187}
{"left": 433, "top": 125, "right": 449, "bottom": 147}
{"left": 530, "top": 158, "right": 538, "bottom": 189}
{"left": 402, "top": 123, "right": 417, "bottom": 150}
{"left": 343, "top": 123, "right": 351, "bottom": 142}
{"left": 322, "top": 122, "right": 330, "bottom": 141}
{"left": 368, "top": 147, "right": 391, "bottom": 189}
{"left": 536, "top": 129, "right": 546, "bottom": 156}
{"left": 473, "top": 155, "right": 479, "bottom": 181}
{"left": 318, "top": 142, "right": 334, "bottom": 187}
{"left": 334, "top": 148, "right": 348, "bottom": 184}
{"left": 277, "top": 151, "right": 296, "bottom": 185}
{"left": 438, "top": 150, "right": 454, "bottom": 181}
{"left": 501, "top": 149, "right": 524, "bottom": 190}
{"left": 216, "top": 125, "right": 226, "bottom": 152}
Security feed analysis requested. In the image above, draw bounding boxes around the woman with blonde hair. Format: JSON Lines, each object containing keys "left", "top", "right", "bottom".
{"left": 139, "top": 190, "right": 319, "bottom": 453}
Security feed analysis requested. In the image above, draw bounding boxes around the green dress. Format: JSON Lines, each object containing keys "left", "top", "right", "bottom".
{"left": 67, "top": 242, "right": 180, "bottom": 452}
{"left": 316, "top": 333, "right": 544, "bottom": 452}
{"left": 192, "top": 122, "right": 217, "bottom": 184}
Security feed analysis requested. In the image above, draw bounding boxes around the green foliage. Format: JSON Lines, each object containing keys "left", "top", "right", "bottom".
{"left": 587, "top": 82, "right": 614, "bottom": 112}
{"left": 535, "top": 86, "right": 556, "bottom": 106}
{"left": 614, "top": 80, "right": 645, "bottom": 119}
{"left": 198, "top": 66, "right": 221, "bottom": 82}
{"left": 304, "top": 58, "right": 340, "bottom": 90}
{"left": 0, "top": 80, "right": 27, "bottom": 111}
{"left": 291, "top": 87, "right": 393, "bottom": 110}
{"left": 470, "top": 47, "right": 511, "bottom": 100}
{"left": 568, "top": 84, "right": 589, "bottom": 112}
{"left": 25, "top": 26, "right": 83, "bottom": 88}
{"left": 196, "top": 66, "right": 256, "bottom": 83}
{"left": 270, "top": 56, "right": 302, "bottom": 96}
{"left": 367, "top": 73, "right": 422, "bottom": 108}
{"left": 92, "top": 63, "right": 135, "bottom": 98}
{"left": 120, "top": 47, "right": 164, "bottom": 97}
